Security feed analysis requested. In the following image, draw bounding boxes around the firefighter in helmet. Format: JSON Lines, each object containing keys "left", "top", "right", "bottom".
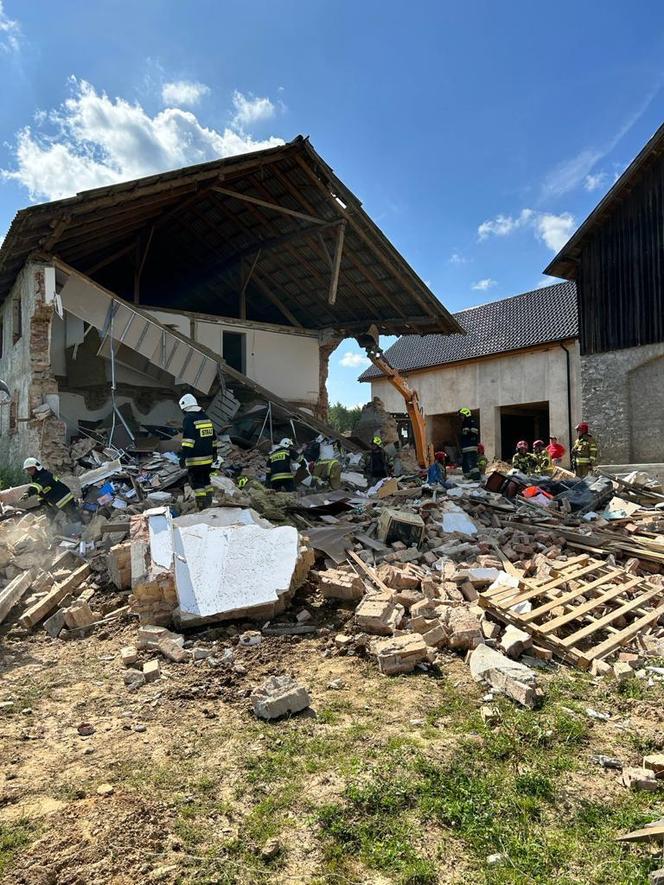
{"left": 178, "top": 393, "right": 219, "bottom": 510}
{"left": 571, "top": 422, "right": 598, "bottom": 478}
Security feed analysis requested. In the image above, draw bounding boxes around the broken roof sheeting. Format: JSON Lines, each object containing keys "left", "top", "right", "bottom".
{"left": 359, "top": 281, "right": 577, "bottom": 379}
{"left": 0, "top": 136, "right": 461, "bottom": 337}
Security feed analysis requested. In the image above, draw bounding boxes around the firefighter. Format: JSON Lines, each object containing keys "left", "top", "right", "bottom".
{"left": 313, "top": 438, "right": 342, "bottom": 490}
{"left": 458, "top": 408, "right": 480, "bottom": 479}
{"left": 22, "top": 458, "right": 79, "bottom": 518}
{"left": 571, "top": 422, "right": 598, "bottom": 478}
{"left": 178, "top": 393, "right": 218, "bottom": 511}
{"left": 532, "top": 440, "right": 554, "bottom": 475}
{"left": 511, "top": 441, "right": 537, "bottom": 474}
{"left": 477, "top": 443, "right": 488, "bottom": 475}
{"left": 365, "top": 435, "right": 390, "bottom": 481}
{"left": 267, "top": 438, "right": 303, "bottom": 492}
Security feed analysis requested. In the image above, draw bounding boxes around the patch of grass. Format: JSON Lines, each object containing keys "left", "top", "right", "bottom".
{"left": 0, "top": 464, "right": 26, "bottom": 491}
{"left": 0, "top": 820, "right": 36, "bottom": 876}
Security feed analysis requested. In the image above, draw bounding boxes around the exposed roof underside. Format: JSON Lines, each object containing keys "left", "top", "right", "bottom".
{"left": 0, "top": 136, "right": 461, "bottom": 337}
{"left": 545, "top": 122, "right": 664, "bottom": 280}
{"left": 360, "top": 281, "right": 577, "bottom": 379}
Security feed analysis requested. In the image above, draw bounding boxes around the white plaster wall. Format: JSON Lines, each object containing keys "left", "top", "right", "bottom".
{"left": 369, "top": 342, "right": 581, "bottom": 463}
{"left": 146, "top": 308, "right": 320, "bottom": 406}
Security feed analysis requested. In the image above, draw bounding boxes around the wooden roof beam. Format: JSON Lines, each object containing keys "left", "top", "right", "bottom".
{"left": 212, "top": 185, "right": 328, "bottom": 227}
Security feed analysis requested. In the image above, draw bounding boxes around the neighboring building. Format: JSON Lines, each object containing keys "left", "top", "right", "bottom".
{"left": 545, "top": 123, "right": 664, "bottom": 465}
{"left": 360, "top": 282, "right": 580, "bottom": 464}
{"left": 0, "top": 136, "right": 460, "bottom": 467}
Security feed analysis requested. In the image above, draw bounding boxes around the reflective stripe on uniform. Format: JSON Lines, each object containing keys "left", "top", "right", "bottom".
{"left": 270, "top": 472, "right": 293, "bottom": 483}
{"left": 193, "top": 488, "right": 208, "bottom": 497}
{"left": 55, "top": 491, "right": 74, "bottom": 509}
{"left": 461, "top": 446, "right": 478, "bottom": 453}
{"left": 185, "top": 456, "right": 213, "bottom": 467}
{"left": 181, "top": 439, "right": 195, "bottom": 448}
{"left": 194, "top": 420, "right": 214, "bottom": 438}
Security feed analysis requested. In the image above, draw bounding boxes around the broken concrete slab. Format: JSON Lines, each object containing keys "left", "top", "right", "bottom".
{"left": 469, "top": 644, "right": 538, "bottom": 708}
{"left": 500, "top": 625, "right": 533, "bottom": 659}
{"left": 251, "top": 675, "right": 311, "bottom": 720}
{"left": 374, "top": 633, "right": 428, "bottom": 675}
{"left": 620, "top": 767, "right": 659, "bottom": 791}
{"left": 355, "top": 593, "right": 404, "bottom": 635}
{"left": 643, "top": 754, "right": 664, "bottom": 777}
{"left": 43, "top": 607, "right": 67, "bottom": 638}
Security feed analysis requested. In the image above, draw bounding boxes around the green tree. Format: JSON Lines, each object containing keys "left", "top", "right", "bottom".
{"left": 327, "top": 402, "right": 363, "bottom": 434}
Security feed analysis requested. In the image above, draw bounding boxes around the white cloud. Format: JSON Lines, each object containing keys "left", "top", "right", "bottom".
{"left": 449, "top": 252, "right": 469, "bottom": 264}
{"left": 339, "top": 351, "right": 370, "bottom": 369}
{"left": 0, "top": 1, "right": 20, "bottom": 53}
{"left": 478, "top": 206, "right": 575, "bottom": 254}
{"left": 1, "top": 77, "right": 284, "bottom": 201}
{"left": 477, "top": 209, "right": 533, "bottom": 240}
{"left": 584, "top": 171, "right": 608, "bottom": 192}
{"left": 231, "top": 90, "right": 275, "bottom": 128}
{"left": 472, "top": 278, "right": 497, "bottom": 291}
{"left": 535, "top": 212, "right": 575, "bottom": 253}
{"left": 161, "top": 80, "right": 210, "bottom": 107}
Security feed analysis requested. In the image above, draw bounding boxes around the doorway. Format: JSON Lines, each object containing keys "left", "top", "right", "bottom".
{"left": 222, "top": 331, "right": 246, "bottom": 374}
{"left": 500, "top": 402, "right": 549, "bottom": 461}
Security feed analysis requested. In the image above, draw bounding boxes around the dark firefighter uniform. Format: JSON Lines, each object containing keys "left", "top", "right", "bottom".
{"left": 460, "top": 412, "right": 480, "bottom": 479}
{"left": 572, "top": 434, "right": 599, "bottom": 478}
{"left": 179, "top": 410, "right": 218, "bottom": 509}
{"left": 267, "top": 444, "right": 301, "bottom": 492}
{"left": 27, "top": 468, "right": 77, "bottom": 515}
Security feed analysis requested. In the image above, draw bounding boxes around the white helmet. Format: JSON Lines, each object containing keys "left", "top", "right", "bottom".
{"left": 315, "top": 434, "right": 324, "bottom": 443}
{"left": 279, "top": 437, "right": 294, "bottom": 448}
{"left": 23, "top": 457, "right": 42, "bottom": 470}
{"left": 179, "top": 393, "right": 199, "bottom": 412}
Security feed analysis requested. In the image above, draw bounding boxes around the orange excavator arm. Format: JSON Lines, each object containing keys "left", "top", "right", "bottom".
{"left": 363, "top": 347, "right": 430, "bottom": 469}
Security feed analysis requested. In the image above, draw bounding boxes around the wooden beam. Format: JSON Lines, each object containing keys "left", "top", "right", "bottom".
{"left": 212, "top": 185, "right": 328, "bottom": 226}
{"left": 240, "top": 249, "right": 261, "bottom": 319}
{"left": 133, "top": 226, "right": 154, "bottom": 304}
{"left": 40, "top": 215, "right": 71, "bottom": 252}
{"left": 251, "top": 270, "right": 303, "bottom": 328}
{"left": 84, "top": 241, "right": 135, "bottom": 275}
{"left": 328, "top": 220, "right": 346, "bottom": 305}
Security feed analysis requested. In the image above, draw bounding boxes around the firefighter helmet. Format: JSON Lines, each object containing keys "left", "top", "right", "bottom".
{"left": 279, "top": 437, "right": 294, "bottom": 449}
{"left": 576, "top": 422, "right": 589, "bottom": 434}
{"left": 372, "top": 435, "right": 382, "bottom": 446}
{"left": 178, "top": 393, "right": 199, "bottom": 411}
{"left": 23, "top": 457, "right": 42, "bottom": 470}
{"left": 458, "top": 407, "right": 472, "bottom": 417}
{"left": 533, "top": 439, "right": 545, "bottom": 449}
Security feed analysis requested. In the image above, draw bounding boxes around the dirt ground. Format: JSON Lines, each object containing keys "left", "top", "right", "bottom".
{"left": 1, "top": 587, "right": 664, "bottom": 885}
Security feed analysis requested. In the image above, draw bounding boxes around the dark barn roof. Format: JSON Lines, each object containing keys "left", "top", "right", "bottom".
{"left": 545, "top": 122, "right": 664, "bottom": 280}
{"left": 0, "top": 136, "right": 461, "bottom": 338}
{"left": 359, "top": 281, "right": 577, "bottom": 380}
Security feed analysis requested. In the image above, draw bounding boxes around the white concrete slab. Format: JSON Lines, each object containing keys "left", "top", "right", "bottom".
{"left": 147, "top": 508, "right": 174, "bottom": 571}
{"left": 173, "top": 522, "right": 299, "bottom": 619}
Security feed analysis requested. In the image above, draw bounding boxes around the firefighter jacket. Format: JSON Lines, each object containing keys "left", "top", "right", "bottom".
{"left": 533, "top": 450, "right": 554, "bottom": 475}
{"left": 28, "top": 468, "right": 75, "bottom": 510}
{"left": 179, "top": 410, "right": 217, "bottom": 468}
{"left": 365, "top": 445, "right": 390, "bottom": 478}
{"left": 268, "top": 446, "right": 301, "bottom": 484}
{"left": 572, "top": 434, "right": 598, "bottom": 467}
{"left": 460, "top": 417, "right": 479, "bottom": 454}
{"left": 512, "top": 452, "right": 537, "bottom": 474}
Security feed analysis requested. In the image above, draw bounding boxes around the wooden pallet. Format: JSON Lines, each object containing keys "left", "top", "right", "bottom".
{"left": 478, "top": 554, "right": 664, "bottom": 669}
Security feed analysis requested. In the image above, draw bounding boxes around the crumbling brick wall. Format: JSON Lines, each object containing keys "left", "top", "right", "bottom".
{"left": 0, "top": 262, "right": 66, "bottom": 471}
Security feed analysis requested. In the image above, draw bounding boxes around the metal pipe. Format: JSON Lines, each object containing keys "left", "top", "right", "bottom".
{"left": 560, "top": 342, "right": 573, "bottom": 459}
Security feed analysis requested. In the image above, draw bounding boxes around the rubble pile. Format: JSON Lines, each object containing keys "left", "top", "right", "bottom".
{"left": 1, "top": 431, "right": 663, "bottom": 721}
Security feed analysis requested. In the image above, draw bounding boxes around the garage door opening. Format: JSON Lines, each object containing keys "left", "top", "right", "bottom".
{"left": 500, "top": 402, "right": 549, "bottom": 461}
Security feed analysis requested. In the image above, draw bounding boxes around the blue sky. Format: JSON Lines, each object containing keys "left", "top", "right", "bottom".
{"left": 1, "top": 1, "right": 663, "bottom": 407}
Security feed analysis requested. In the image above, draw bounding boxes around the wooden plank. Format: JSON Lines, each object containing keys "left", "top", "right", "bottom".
{"left": 487, "top": 563, "right": 601, "bottom": 608}
{"left": 251, "top": 271, "right": 304, "bottom": 328}
{"left": 347, "top": 549, "right": 391, "bottom": 593}
{"left": 19, "top": 563, "right": 90, "bottom": 629}
{"left": 212, "top": 186, "right": 328, "bottom": 226}
{"left": 328, "top": 221, "right": 346, "bottom": 305}
{"left": 562, "top": 587, "right": 664, "bottom": 648}
{"left": 583, "top": 601, "right": 664, "bottom": 661}
{"left": 0, "top": 571, "right": 33, "bottom": 624}
{"left": 616, "top": 825, "right": 664, "bottom": 843}
{"left": 523, "top": 570, "right": 626, "bottom": 622}
{"left": 536, "top": 576, "right": 643, "bottom": 633}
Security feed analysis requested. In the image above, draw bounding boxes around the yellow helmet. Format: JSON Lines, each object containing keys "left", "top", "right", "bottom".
{"left": 237, "top": 476, "right": 248, "bottom": 488}
{"left": 372, "top": 435, "right": 382, "bottom": 446}
{"left": 458, "top": 408, "right": 472, "bottom": 417}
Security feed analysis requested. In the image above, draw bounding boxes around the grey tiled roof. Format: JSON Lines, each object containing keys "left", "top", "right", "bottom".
{"left": 359, "top": 281, "right": 577, "bottom": 380}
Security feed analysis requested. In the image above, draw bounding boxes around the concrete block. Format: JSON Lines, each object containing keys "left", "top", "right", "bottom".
{"left": 591, "top": 658, "right": 612, "bottom": 677}
{"left": 392, "top": 588, "right": 424, "bottom": 610}
{"left": 192, "top": 646, "right": 212, "bottom": 660}
{"left": 500, "top": 625, "right": 533, "bottom": 659}
{"left": 620, "top": 767, "right": 658, "bottom": 791}
{"left": 613, "top": 662, "right": 636, "bottom": 683}
{"left": 481, "top": 620, "right": 502, "bottom": 641}
{"left": 0, "top": 571, "right": 33, "bottom": 624}
{"left": 251, "top": 675, "right": 311, "bottom": 720}
{"left": 158, "top": 637, "right": 191, "bottom": 663}
{"left": 143, "top": 659, "right": 161, "bottom": 683}
{"left": 63, "top": 600, "right": 96, "bottom": 630}
{"left": 445, "top": 608, "right": 483, "bottom": 651}
{"left": 643, "top": 754, "right": 664, "bottom": 777}
{"left": 319, "top": 568, "right": 364, "bottom": 601}
{"left": 374, "top": 633, "right": 428, "bottom": 675}
{"left": 469, "top": 644, "right": 538, "bottom": 708}
{"left": 43, "top": 608, "right": 66, "bottom": 638}
{"left": 355, "top": 593, "right": 404, "bottom": 635}
{"left": 123, "top": 670, "right": 145, "bottom": 689}
{"left": 120, "top": 645, "right": 139, "bottom": 666}
{"left": 422, "top": 622, "right": 447, "bottom": 648}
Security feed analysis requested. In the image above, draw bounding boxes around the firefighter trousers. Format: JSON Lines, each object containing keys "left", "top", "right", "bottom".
{"left": 188, "top": 466, "right": 213, "bottom": 510}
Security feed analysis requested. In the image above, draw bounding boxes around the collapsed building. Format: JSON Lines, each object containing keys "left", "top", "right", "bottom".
{"left": 0, "top": 135, "right": 462, "bottom": 469}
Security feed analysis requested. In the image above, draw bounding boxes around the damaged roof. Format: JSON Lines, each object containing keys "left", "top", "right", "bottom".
{"left": 0, "top": 136, "right": 462, "bottom": 338}
{"left": 545, "top": 122, "right": 664, "bottom": 280}
{"left": 359, "top": 281, "right": 577, "bottom": 380}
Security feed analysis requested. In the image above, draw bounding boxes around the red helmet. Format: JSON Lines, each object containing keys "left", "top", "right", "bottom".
{"left": 576, "top": 422, "right": 589, "bottom": 434}
{"left": 533, "top": 439, "right": 544, "bottom": 449}
{"left": 434, "top": 450, "right": 446, "bottom": 462}
{"left": 516, "top": 440, "right": 528, "bottom": 451}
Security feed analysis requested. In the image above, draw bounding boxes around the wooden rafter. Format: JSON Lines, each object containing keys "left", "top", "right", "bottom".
{"left": 212, "top": 185, "right": 328, "bottom": 227}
